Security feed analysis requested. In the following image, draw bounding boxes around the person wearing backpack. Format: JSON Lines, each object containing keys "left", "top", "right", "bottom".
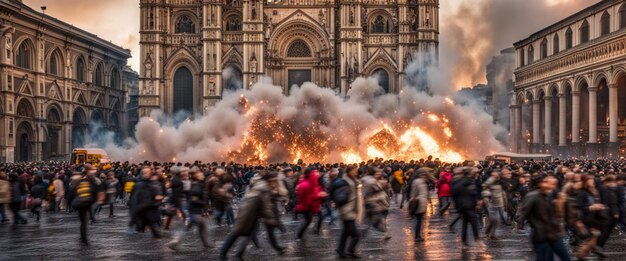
{"left": 333, "top": 165, "right": 364, "bottom": 258}
{"left": 71, "top": 164, "right": 104, "bottom": 245}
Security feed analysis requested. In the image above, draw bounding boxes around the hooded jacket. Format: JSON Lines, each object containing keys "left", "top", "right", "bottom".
{"left": 232, "top": 178, "right": 276, "bottom": 236}
{"left": 296, "top": 171, "right": 324, "bottom": 213}
{"left": 436, "top": 171, "right": 452, "bottom": 197}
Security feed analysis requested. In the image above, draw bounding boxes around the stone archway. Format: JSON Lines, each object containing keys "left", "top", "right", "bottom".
{"left": 371, "top": 68, "right": 390, "bottom": 93}
{"left": 223, "top": 64, "right": 243, "bottom": 93}
{"left": 72, "top": 108, "right": 87, "bottom": 149}
{"left": 44, "top": 105, "right": 63, "bottom": 159}
{"left": 15, "top": 121, "right": 33, "bottom": 162}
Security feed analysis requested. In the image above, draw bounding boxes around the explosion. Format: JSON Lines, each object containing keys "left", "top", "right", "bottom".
{"left": 99, "top": 76, "right": 504, "bottom": 164}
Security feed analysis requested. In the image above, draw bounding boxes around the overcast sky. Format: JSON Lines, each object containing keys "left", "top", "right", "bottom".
{"left": 24, "top": 0, "right": 597, "bottom": 89}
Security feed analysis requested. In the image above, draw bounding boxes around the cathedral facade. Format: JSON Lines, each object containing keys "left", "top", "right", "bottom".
{"left": 138, "top": 0, "right": 439, "bottom": 116}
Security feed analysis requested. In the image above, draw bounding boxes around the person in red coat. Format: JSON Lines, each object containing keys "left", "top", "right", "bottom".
{"left": 436, "top": 166, "right": 453, "bottom": 216}
{"left": 296, "top": 166, "right": 327, "bottom": 240}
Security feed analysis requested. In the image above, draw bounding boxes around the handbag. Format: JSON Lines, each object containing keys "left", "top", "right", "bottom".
{"left": 408, "top": 197, "right": 420, "bottom": 216}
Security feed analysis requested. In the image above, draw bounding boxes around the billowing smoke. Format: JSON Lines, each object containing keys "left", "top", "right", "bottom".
{"left": 88, "top": 50, "right": 506, "bottom": 163}
{"left": 440, "top": 0, "right": 596, "bottom": 88}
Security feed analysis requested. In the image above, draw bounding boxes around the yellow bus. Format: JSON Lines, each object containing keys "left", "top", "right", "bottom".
{"left": 71, "top": 148, "right": 111, "bottom": 167}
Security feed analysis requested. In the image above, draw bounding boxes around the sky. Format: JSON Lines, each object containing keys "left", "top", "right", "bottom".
{"left": 24, "top": 0, "right": 597, "bottom": 89}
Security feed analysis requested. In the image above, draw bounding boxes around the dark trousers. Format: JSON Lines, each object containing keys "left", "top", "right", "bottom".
{"left": 438, "top": 197, "right": 452, "bottom": 215}
{"left": 138, "top": 208, "right": 162, "bottom": 238}
{"left": 414, "top": 213, "right": 425, "bottom": 239}
{"left": 0, "top": 203, "right": 6, "bottom": 220}
{"left": 78, "top": 207, "right": 90, "bottom": 244}
{"left": 337, "top": 220, "right": 360, "bottom": 254}
{"left": 533, "top": 238, "right": 571, "bottom": 261}
{"left": 598, "top": 218, "right": 617, "bottom": 248}
{"left": 9, "top": 202, "right": 25, "bottom": 224}
{"left": 297, "top": 211, "right": 315, "bottom": 239}
{"left": 460, "top": 209, "right": 480, "bottom": 243}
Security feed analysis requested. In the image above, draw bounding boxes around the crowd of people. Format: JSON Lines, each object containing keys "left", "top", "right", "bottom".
{"left": 1, "top": 157, "right": 626, "bottom": 260}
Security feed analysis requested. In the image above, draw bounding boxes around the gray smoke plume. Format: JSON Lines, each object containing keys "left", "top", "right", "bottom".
{"left": 88, "top": 50, "right": 506, "bottom": 163}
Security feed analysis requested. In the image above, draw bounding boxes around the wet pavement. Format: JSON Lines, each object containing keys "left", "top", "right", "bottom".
{"left": 2, "top": 202, "right": 626, "bottom": 260}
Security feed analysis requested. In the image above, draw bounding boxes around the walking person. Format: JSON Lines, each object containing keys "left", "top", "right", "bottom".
{"left": 362, "top": 166, "right": 391, "bottom": 240}
{"left": 576, "top": 174, "right": 608, "bottom": 260}
{"left": 409, "top": 167, "right": 431, "bottom": 242}
{"left": 104, "top": 172, "right": 119, "bottom": 217}
{"left": 53, "top": 173, "right": 65, "bottom": 212}
{"left": 167, "top": 169, "right": 213, "bottom": 250}
{"left": 219, "top": 171, "right": 284, "bottom": 260}
{"left": 436, "top": 166, "right": 453, "bottom": 216}
{"left": 331, "top": 165, "right": 364, "bottom": 258}
{"left": 451, "top": 167, "right": 484, "bottom": 248}
{"left": 518, "top": 175, "right": 571, "bottom": 261}
{"left": 295, "top": 166, "right": 327, "bottom": 241}
{"left": 70, "top": 165, "right": 104, "bottom": 245}
{"left": 9, "top": 172, "right": 27, "bottom": 225}
{"left": 29, "top": 175, "right": 46, "bottom": 222}
{"left": 131, "top": 166, "right": 163, "bottom": 238}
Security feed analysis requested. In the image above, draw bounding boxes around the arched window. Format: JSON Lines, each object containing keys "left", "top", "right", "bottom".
{"left": 15, "top": 40, "right": 32, "bottom": 69}
{"left": 175, "top": 15, "right": 195, "bottom": 34}
{"left": 519, "top": 49, "right": 525, "bottom": 67}
{"left": 527, "top": 45, "right": 534, "bottom": 64}
{"left": 565, "top": 27, "right": 573, "bottom": 49}
{"left": 372, "top": 68, "right": 390, "bottom": 93}
{"left": 553, "top": 33, "right": 560, "bottom": 55}
{"left": 94, "top": 64, "right": 103, "bottom": 86}
{"left": 287, "top": 40, "right": 312, "bottom": 57}
{"left": 48, "top": 52, "right": 58, "bottom": 76}
{"left": 601, "top": 11, "right": 610, "bottom": 36}
{"left": 540, "top": 38, "right": 548, "bottom": 59}
{"left": 76, "top": 58, "right": 85, "bottom": 82}
{"left": 621, "top": 4, "right": 626, "bottom": 29}
{"left": 47, "top": 108, "right": 61, "bottom": 123}
{"left": 173, "top": 66, "right": 194, "bottom": 113}
{"left": 580, "top": 20, "right": 590, "bottom": 44}
{"left": 370, "top": 15, "right": 390, "bottom": 33}
{"left": 110, "top": 68, "right": 120, "bottom": 89}
{"left": 225, "top": 16, "right": 241, "bottom": 31}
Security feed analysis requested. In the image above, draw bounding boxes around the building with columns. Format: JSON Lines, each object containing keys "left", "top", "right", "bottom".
{"left": 0, "top": 0, "right": 132, "bottom": 162}
{"left": 512, "top": 0, "right": 626, "bottom": 158}
{"left": 138, "top": 0, "right": 439, "bottom": 116}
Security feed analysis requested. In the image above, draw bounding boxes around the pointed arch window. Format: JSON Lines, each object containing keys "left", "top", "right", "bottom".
{"left": 16, "top": 40, "right": 32, "bottom": 69}
{"left": 527, "top": 45, "right": 534, "bottom": 64}
{"left": 94, "top": 64, "right": 104, "bottom": 86}
{"left": 175, "top": 15, "right": 195, "bottom": 34}
{"left": 370, "top": 15, "right": 390, "bottom": 33}
{"left": 110, "top": 68, "right": 120, "bottom": 89}
{"left": 540, "top": 38, "right": 548, "bottom": 59}
{"left": 620, "top": 4, "right": 626, "bottom": 29}
{"left": 48, "top": 53, "right": 58, "bottom": 76}
{"left": 287, "top": 40, "right": 312, "bottom": 57}
{"left": 580, "top": 20, "right": 590, "bottom": 44}
{"left": 553, "top": 33, "right": 560, "bottom": 54}
{"left": 565, "top": 27, "right": 573, "bottom": 49}
{"left": 76, "top": 58, "right": 85, "bottom": 82}
{"left": 601, "top": 11, "right": 610, "bottom": 36}
{"left": 225, "top": 16, "right": 241, "bottom": 31}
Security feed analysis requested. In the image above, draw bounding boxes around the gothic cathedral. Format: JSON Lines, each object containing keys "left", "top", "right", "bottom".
{"left": 138, "top": 0, "right": 439, "bottom": 116}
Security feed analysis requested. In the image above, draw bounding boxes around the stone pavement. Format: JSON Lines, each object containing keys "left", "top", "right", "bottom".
{"left": 1, "top": 202, "right": 626, "bottom": 260}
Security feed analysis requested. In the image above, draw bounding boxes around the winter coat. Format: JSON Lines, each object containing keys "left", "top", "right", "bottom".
{"left": 483, "top": 177, "right": 505, "bottom": 208}
{"left": 361, "top": 175, "right": 390, "bottom": 213}
{"left": 451, "top": 177, "right": 480, "bottom": 211}
{"left": 337, "top": 176, "right": 364, "bottom": 223}
{"left": 105, "top": 179, "right": 119, "bottom": 204}
{"left": 232, "top": 179, "right": 276, "bottom": 236}
{"left": 518, "top": 190, "right": 564, "bottom": 243}
{"left": 188, "top": 180, "right": 207, "bottom": 215}
{"left": 436, "top": 171, "right": 452, "bottom": 197}
{"left": 10, "top": 179, "right": 26, "bottom": 203}
{"left": 0, "top": 179, "right": 10, "bottom": 204}
{"left": 410, "top": 177, "right": 429, "bottom": 214}
{"left": 296, "top": 172, "right": 324, "bottom": 213}
{"left": 53, "top": 179, "right": 64, "bottom": 198}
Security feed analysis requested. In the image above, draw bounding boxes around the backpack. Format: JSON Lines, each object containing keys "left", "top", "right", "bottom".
{"left": 124, "top": 180, "right": 135, "bottom": 193}
{"left": 71, "top": 180, "right": 94, "bottom": 209}
{"left": 330, "top": 179, "right": 350, "bottom": 207}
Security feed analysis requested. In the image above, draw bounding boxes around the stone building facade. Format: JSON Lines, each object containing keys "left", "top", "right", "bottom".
{"left": 0, "top": 0, "right": 132, "bottom": 162}
{"left": 512, "top": 0, "right": 626, "bottom": 158}
{"left": 138, "top": 0, "right": 439, "bottom": 116}
{"left": 123, "top": 66, "right": 140, "bottom": 137}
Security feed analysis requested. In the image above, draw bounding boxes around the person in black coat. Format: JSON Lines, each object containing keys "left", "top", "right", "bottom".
{"left": 451, "top": 167, "right": 483, "bottom": 247}
{"left": 9, "top": 173, "right": 27, "bottom": 225}
{"left": 597, "top": 176, "right": 620, "bottom": 253}
{"left": 131, "top": 167, "right": 162, "bottom": 238}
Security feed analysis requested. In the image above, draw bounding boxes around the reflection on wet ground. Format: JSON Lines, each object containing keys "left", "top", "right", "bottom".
{"left": 1, "top": 202, "right": 626, "bottom": 260}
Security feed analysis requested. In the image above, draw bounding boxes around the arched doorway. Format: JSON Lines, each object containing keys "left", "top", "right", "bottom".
{"left": 16, "top": 122, "right": 33, "bottom": 162}
{"left": 72, "top": 108, "right": 87, "bottom": 149}
{"left": 173, "top": 66, "right": 193, "bottom": 114}
{"left": 372, "top": 68, "right": 390, "bottom": 94}
{"left": 223, "top": 65, "right": 243, "bottom": 92}
{"left": 44, "top": 107, "right": 62, "bottom": 159}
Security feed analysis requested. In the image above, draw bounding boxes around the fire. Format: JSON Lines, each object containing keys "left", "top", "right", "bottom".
{"left": 225, "top": 94, "right": 466, "bottom": 164}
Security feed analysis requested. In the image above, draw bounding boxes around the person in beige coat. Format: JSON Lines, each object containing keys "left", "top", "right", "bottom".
{"left": 333, "top": 165, "right": 364, "bottom": 258}
{"left": 53, "top": 173, "right": 65, "bottom": 212}
{"left": 0, "top": 171, "right": 10, "bottom": 222}
{"left": 410, "top": 167, "right": 432, "bottom": 242}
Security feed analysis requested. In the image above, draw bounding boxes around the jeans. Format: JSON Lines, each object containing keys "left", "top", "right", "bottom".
{"left": 438, "top": 196, "right": 452, "bottom": 215}
{"left": 414, "top": 213, "right": 425, "bottom": 239}
{"left": 337, "top": 220, "right": 360, "bottom": 254}
{"left": 460, "top": 209, "right": 480, "bottom": 243}
{"left": 533, "top": 238, "right": 571, "bottom": 261}
{"left": 297, "top": 211, "right": 315, "bottom": 239}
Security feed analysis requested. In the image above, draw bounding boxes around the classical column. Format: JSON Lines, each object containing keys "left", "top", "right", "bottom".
{"left": 533, "top": 100, "right": 541, "bottom": 151}
{"left": 559, "top": 93, "right": 567, "bottom": 146}
{"left": 588, "top": 86, "right": 598, "bottom": 143}
{"left": 544, "top": 96, "right": 552, "bottom": 146}
{"left": 572, "top": 91, "right": 580, "bottom": 143}
{"left": 609, "top": 83, "right": 618, "bottom": 142}
{"left": 515, "top": 105, "right": 522, "bottom": 153}
{"left": 510, "top": 105, "right": 517, "bottom": 151}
